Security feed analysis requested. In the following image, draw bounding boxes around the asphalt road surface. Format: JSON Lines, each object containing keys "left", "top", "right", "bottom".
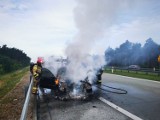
{"left": 36, "top": 73, "right": 160, "bottom": 120}
{"left": 37, "top": 96, "right": 131, "bottom": 120}
{"left": 36, "top": 86, "right": 132, "bottom": 120}
{"left": 102, "top": 73, "right": 160, "bottom": 120}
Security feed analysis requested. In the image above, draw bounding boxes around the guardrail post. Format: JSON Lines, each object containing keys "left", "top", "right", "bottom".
{"left": 159, "top": 63, "right": 160, "bottom": 76}
{"left": 111, "top": 67, "right": 114, "bottom": 73}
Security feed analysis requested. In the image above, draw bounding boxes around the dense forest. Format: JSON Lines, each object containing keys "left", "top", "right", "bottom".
{"left": 105, "top": 38, "right": 160, "bottom": 68}
{"left": 0, "top": 45, "right": 30, "bottom": 74}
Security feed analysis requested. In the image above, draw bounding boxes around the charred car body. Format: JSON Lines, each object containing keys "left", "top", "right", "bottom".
{"left": 38, "top": 67, "right": 93, "bottom": 100}
{"left": 36, "top": 55, "right": 104, "bottom": 100}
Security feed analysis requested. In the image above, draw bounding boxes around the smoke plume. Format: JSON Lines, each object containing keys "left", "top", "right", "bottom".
{"left": 64, "top": 0, "right": 131, "bottom": 83}
{"left": 44, "top": 0, "right": 134, "bottom": 83}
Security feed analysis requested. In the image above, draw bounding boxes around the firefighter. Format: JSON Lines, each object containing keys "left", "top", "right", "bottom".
{"left": 96, "top": 68, "right": 104, "bottom": 84}
{"left": 32, "top": 57, "right": 44, "bottom": 94}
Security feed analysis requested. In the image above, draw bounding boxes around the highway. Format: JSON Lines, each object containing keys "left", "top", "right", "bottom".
{"left": 36, "top": 73, "right": 160, "bottom": 120}
{"left": 37, "top": 96, "right": 131, "bottom": 120}
{"left": 102, "top": 73, "right": 160, "bottom": 120}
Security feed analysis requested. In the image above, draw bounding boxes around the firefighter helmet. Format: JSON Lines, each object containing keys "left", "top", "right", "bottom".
{"left": 37, "top": 57, "right": 44, "bottom": 64}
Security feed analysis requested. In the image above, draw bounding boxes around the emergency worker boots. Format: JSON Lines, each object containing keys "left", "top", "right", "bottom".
{"left": 97, "top": 79, "right": 102, "bottom": 84}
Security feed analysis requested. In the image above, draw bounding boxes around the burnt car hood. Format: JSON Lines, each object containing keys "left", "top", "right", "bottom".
{"left": 39, "top": 68, "right": 57, "bottom": 89}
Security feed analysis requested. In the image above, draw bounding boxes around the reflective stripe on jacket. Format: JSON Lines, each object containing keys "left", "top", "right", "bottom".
{"left": 32, "top": 64, "right": 42, "bottom": 78}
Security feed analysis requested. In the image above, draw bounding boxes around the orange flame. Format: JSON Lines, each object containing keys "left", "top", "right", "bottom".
{"left": 55, "top": 78, "right": 59, "bottom": 85}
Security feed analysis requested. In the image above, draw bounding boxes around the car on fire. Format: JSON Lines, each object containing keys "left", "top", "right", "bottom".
{"left": 38, "top": 67, "right": 93, "bottom": 100}
{"left": 36, "top": 55, "right": 104, "bottom": 100}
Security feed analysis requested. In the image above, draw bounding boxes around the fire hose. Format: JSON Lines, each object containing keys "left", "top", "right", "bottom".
{"left": 81, "top": 77, "right": 127, "bottom": 94}
{"left": 96, "top": 84, "right": 127, "bottom": 94}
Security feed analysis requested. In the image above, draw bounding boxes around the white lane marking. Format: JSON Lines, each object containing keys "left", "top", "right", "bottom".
{"left": 107, "top": 73, "right": 160, "bottom": 84}
{"left": 99, "top": 97, "right": 143, "bottom": 120}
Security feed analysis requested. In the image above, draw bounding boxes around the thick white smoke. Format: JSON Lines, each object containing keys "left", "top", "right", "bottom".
{"left": 44, "top": 0, "right": 134, "bottom": 83}
{"left": 44, "top": 56, "right": 66, "bottom": 77}
{"left": 64, "top": 0, "right": 132, "bottom": 83}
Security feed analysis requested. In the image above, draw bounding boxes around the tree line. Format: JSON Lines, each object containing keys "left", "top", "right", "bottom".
{"left": 105, "top": 38, "right": 160, "bottom": 68}
{"left": 0, "top": 45, "right": 31, "bottom": 74}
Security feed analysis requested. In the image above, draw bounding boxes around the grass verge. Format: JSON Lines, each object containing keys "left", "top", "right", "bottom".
{"left": 0, "top": 67, "right": 29, "bottom": 99}
{"left": 105, "top": 69, "right": 160, "bottom": 82}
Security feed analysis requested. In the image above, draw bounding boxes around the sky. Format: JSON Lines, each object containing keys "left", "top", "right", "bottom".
{"left": 0, "top": 0, "right": 160, "bottom": 61}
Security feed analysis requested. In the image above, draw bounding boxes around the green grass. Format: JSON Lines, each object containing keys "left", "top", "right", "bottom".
{"left": 105, "top": 69, "right": 160, "bottom": 82}
{"left": 0, "top": 67, "right": 29, "bottom": 99}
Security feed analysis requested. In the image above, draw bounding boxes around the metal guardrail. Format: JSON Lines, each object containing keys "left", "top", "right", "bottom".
{"left": 106, "top": 67, "right": 160, "bottom": 76}
{"left": 20, "top": 76, "right": 33, "bottom": 120}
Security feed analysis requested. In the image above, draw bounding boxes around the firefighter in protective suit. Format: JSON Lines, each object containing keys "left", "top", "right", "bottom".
{"left": 32, "top": 58, "right": 43, "bottom": 94}
{"left": 96, "top": 68, "right": 104, "bottom": 84}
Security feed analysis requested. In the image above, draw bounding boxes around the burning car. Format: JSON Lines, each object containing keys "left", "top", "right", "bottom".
{"left": 38, "top": 55, "right": 105, "bottom": 100}
{"left": 38, "top": 67, "right": 93, "bottom": 100}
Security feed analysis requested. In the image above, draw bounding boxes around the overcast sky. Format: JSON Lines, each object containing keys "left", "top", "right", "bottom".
{"left": 0, "top": 0, "right": 160, "bottom": 61}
